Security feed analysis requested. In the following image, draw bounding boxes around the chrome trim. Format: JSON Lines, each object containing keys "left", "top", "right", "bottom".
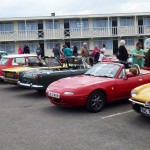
{"left": 18, "top": 81, "right": 43, "bottom": 88}
{"left": 129, "top": 98, "right": 145, "bottom": 106}
{"left": 0, "top": 75, "right": 4, "bottom": 79}
{"left": 4, "top": 77, "right": 18, "bottom": 82}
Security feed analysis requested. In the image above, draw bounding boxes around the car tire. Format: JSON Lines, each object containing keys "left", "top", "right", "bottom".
{"left": 86, "top": 91, "right": 106, "bottom": 113}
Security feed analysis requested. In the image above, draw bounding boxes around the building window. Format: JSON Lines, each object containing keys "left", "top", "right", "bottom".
{"left": 18, "top": 21, "right": 38, "bottom": 31}
{"left": 144, "top": 17, "right": 150, "bottom": 26}
{"left": 94, "top": 39, "right": 112, "bottom": 50}
{"left": 0, "top": 22, "right": 14, "bottom": 32}
{"left": 122, "top": 38, "right": 134, "bottom": 46}
{"left": 0, "top": 42, "right": 15, "bottom": 54}
{"left": 45, "top": 20, "right": 60, "bottom": 29}
{"left": 70, "top": 19, "right": 89, "bottom": 29}
{"left": 93, "top": 18, "right": 108, "bottom": 28}
{"left": 46, "top": 40, "right": 60, "bottom": 49}
{"left": 120, "top": 17, "right": 134, "bottom": 26}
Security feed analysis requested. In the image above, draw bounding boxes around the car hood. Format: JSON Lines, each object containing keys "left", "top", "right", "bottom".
{"left": 50, "top": 75, "right": 113, "bottom": 89}
{"left": 132, "top": 83, "right": 150, "bottom": 103}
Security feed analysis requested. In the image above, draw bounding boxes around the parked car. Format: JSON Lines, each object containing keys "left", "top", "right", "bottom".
{"left": 0, "top": 54, "right": 41, "bottom": 81}
{"left": 46, "top": 62, "right": 150, "bottom": 113}
{"left": 129, "top": 83, "right": 150, "bottom": 117}
{"left": 2, "top": 56, "right": 63, "bottom": 84}
{"left": 18, "top": 56, "right": 90, "bottom": 92}
{"left": 0, "top": 51, "right": 8, "bottom": 60}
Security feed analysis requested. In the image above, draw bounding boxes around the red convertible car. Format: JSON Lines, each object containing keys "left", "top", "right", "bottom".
{"left": 46, "top": 62, "right": 150, "bottom": 112}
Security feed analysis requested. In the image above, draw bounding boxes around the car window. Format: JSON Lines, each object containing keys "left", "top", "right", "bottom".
{"left": 12, "top": 57, "right": 25, "bottom": 66}
{"left": 0, "top": 58, "right": 9, "bottom": 65}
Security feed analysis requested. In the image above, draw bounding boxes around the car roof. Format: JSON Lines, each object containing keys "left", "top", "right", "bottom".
{"left": 3, "top": 54, "right": 37, "bottom": 58}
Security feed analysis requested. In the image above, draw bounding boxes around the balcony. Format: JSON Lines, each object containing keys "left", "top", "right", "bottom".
{"left": 0, "top": 25, "right": 149, "bottom": 42}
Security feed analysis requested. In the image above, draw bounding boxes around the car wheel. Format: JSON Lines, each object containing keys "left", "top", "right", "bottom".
{"left": 86, "top": 91, "right": 106, "bottom": 113}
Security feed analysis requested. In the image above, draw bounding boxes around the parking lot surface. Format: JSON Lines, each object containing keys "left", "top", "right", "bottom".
{"left": 0, "top": 82, "right": 150, "bottom": 150}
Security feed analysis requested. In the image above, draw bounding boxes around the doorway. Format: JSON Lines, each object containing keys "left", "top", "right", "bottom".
{"left": 38, "top": 21, "right": 44, "bottom": 38}
{"left": 138, "top": 18, "right": 143, "bottom": 34}
{"left": 112, "top": 18, "right": 118, "bottom": 35}
{"left": 65, "top": 41, "right": 70, "bottom": 48}
{"left": 138, "top": 38, "right": 144, "bottom": 49}
{"left": 113, "top": 40, "right": 118, "bottom": 54}
{"left": 39, "top": 41, "right": 44, "bottom": 57}
{"left": 64, "top": 20, "right": 70, "bottom": 37}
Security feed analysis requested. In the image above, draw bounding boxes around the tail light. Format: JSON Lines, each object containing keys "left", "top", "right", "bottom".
{"left": 34, "top": 75, "right": 38, "bottom": 82}
{"left": 14, "top": 73, "right": 19, "bottom": 79}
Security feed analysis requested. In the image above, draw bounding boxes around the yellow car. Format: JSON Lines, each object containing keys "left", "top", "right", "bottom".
{"left": 129, "top": 83, "right": 150, "bottom": 117}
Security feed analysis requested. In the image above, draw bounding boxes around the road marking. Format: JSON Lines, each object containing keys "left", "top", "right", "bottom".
{"left": 101, "top": 110, "right": 134, "bottom": 119}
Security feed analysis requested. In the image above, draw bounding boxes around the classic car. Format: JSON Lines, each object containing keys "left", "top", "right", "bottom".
{"left": 2, "top": 56, "right": 63, "bottom": 84}
{"left": 46, "top": 62, "right": 150, "bottom": 113}
{"left": 0, "top": 51, "right": 8, "bottom": 59}
{"left": 0, "top": 54, "right": 40, "bottom": 80}
{"left": 129, "top": 83, "right": 150, "bottom": 117}
{"left": 18, "top": 56, "right": 90, "bottom": 92}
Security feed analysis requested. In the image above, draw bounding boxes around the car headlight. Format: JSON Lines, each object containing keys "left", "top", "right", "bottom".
{"left": 64, "top": 92, "right": 74, "bottom": 95}
{"left": 145, "top": 101, "right": 150, "bottom": 108}
{"left": 131, "top": 89, "right": 137, "bottom": 97}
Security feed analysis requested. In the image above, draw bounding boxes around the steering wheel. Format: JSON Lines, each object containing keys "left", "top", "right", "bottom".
{"left": 133, "top": 64, "right": 141, "bottom": 75}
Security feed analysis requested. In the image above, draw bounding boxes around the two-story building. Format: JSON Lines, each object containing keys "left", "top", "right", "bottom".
{"left": 0, "top": 12, "right": 150, "bottom": 56}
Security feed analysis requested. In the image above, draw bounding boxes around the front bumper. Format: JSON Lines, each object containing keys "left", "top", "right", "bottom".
{"left": 4, "top": 77, "right": 18, "bottom": 83}
{"left": 18, "top": 81, "right": 43, "bottom": 89}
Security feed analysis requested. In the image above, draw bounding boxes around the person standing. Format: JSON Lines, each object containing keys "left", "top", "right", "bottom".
{"left": 36, "top": 44, "right": 42, "bottom": 59}
{"left": 80, "top": 42, "right": 90, "bottom": 64}
{"left": 101, "top": 44, "right": 106, "bottom": 54}
{"left": 18, "top": 46, "right": 23, "bottom": 54}
{"left": 92, "top": 45, "right": 101, "bottom": 63}
{"left": 63, "top": 44, "right": 73, "bottom": 57}
{"left": 52, "top": 43, "right": 61, "bottom": 60}
{"left": 72, "top": 43, "right": 78, "bottom": 56}
{"left": 131, "top": 42, "right": 146, "bottom": 68}
{"left": 117, "top": 40, "right": 129, "bottom": 68}
{"left": 23, "top": 45, "right": 30, "bottom": 54}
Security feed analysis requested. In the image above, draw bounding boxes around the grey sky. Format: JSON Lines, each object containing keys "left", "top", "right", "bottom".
{"left": 0, "top": 0, "right": 150, "bottom": 18}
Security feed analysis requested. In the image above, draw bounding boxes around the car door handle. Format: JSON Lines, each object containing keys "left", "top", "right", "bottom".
{"left": 139, "top": 79, "right": 143, "bottom": 81}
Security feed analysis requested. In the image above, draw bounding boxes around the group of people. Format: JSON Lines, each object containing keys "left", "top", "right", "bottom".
{"left": 116, "top": 40, "right": 148, "bottom": 69}
{"left": 18, "top": 44, "right": 42, "bottom": 59}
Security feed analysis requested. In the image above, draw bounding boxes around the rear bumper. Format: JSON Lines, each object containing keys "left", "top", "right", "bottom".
{"left": 4, "top": 77, "right": 18, "bottom": 83}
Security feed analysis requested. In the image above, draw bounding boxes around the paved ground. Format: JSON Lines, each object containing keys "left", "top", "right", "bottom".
{"left": 0, "top": 82, "right": 150, "bottom": 150}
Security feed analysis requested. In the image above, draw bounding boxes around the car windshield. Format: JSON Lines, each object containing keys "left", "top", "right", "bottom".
{"left": 0, "top": 58, "right": 9, "bottom": 65}
{"left": 85, "top": 63, "right": 120, "bottom": 78}
{"left": 28, "top": 57, "right": 40, "bottom": 63}
{"left": 45, "top": 57, "right": 61, "bottom": 66}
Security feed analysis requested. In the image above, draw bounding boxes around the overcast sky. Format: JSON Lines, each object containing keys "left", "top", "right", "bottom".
{"left": 0, "top": 0, "right": 150, "bottom": 18}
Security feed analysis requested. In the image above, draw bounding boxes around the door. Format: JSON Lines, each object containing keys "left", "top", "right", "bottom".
{"left": 115, "top": 75, "right": 144, "bottom": 99}
{"left": 112, "top": 18, "right": 117, "bottom": 35}
{"left": 64, "top": 20, "right": 70, "bottom": 37}
{"left": 113, "top": 40, "right": 118, "bottom": 54}
{"left": 38, "top": 21, "right": 44, "bottom": 38}
{"left": 39, "top": 42, "right": 44, "bottom": 57}
{"left": 138, "top": 18, "right": 143, "bottom": 34}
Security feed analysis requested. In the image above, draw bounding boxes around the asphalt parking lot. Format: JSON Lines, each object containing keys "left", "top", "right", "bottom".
{"left": 0, "top": 82, "right": 150, "bottom": 150}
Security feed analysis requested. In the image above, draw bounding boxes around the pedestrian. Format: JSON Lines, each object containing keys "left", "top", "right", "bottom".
{"left": 18, "top": 46, "right": 23, "bottom": 54}
{"left": 117, "top": 40, "right": 129, "bottom": 68}
{"left": 131, "top": 42, "right": 146, "bottom": 68}
{"left": 63, "top": 44, "right": 73, "bottom": 57}
{"left": 72, "top": 43, "right": 78, "bottom": 56}
{"left": 52, "top": 43, "right": 61, "bottom": 60}
{"left": 23, "top": 45, "right": 30, "bottom": 54}
{"left": 80, "top": 42, "right": 90, "bottom": 64}
{"left": 36, "top": 44, "right": 42, "bottom": 59}
{"left": 101, "top": 44, "right": 106, "bottom": 54}
{"left": 92, "top": 45, "right": 101, "bottom": 63}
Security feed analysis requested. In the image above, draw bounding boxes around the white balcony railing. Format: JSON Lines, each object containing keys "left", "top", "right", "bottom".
{"left": 0, "top": 26, "right": 149, "bottom": 42}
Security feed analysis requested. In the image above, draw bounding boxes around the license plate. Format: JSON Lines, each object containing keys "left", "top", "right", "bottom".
{"left": 140, "top": 107, "right": 150, "bottom": 115}
{"left": 6, "top": 73, "right": 13, "bottom": 77}
{"left": 48, "top": 92, "right": 60, "bottom": 99}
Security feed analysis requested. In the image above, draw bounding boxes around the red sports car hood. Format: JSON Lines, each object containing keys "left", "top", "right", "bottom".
{"left": 50, "top": 75, "right": 112, "bottom": 89}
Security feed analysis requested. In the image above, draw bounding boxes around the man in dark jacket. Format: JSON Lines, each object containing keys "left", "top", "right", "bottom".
{"left": 23, "top": 45, "right": 30, "bottom": 54}
{"left": 117, "top": 40, "right": 129, "bottom": 68}
{"left": 52, "top": 43, "right": 61, "bottom": 60}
